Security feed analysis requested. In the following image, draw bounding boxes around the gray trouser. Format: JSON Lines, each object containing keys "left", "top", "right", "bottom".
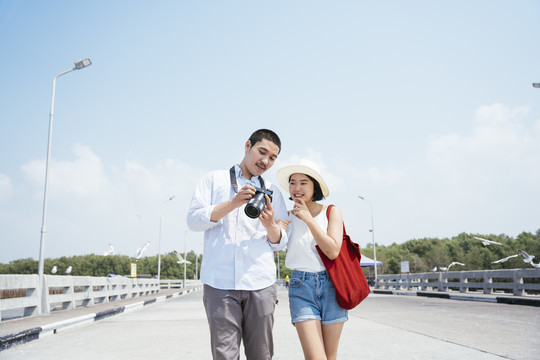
{"left": 203, "top": 284, "right": 277, "bottom": 360}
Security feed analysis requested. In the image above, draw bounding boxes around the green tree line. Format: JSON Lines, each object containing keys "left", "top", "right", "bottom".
{"left": 0, "top": 251, "right": 202, "bottom": 280}
{"left": 361, "top": 230, "right": 540, "bottom": 275}
{"left": 2, "top": 231, "right": 539, "bottom": 278}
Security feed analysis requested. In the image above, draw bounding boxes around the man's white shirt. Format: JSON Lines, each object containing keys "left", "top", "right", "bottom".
{"left": 187, "top": 165, "right": 289, "bottom": 290}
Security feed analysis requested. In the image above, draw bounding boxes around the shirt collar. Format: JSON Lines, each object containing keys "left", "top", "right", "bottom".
{"left": 234, "top": 164, "right": 260, "bottom": 182}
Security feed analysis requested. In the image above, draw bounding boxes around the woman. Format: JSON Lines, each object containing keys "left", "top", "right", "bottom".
{"left": 277, "top": 159, "right": 346, "bottom": 360}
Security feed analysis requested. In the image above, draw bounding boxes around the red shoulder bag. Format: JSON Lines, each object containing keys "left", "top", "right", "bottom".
{"left": 315, "top": 205, "right": 370, "bottom": 310}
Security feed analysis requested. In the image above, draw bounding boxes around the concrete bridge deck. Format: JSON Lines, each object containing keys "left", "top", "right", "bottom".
{"left": 1, "top": 287, "right": 539, "bottom": 359}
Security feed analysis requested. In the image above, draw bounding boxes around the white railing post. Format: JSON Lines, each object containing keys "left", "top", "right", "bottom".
{"left": 513, "top": 270, "right": 524, "bottom": 296}
{"left": 459, "top": 272, "right": 468, "bottom": 293}
{"left": 483, "top": 271, "right": 491, "bottom": 294}
{"left": 437, "top": 272, "right": 444, "bottom": 292}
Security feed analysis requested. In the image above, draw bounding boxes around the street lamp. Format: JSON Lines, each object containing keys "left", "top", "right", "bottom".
{"left": 276, "top": 252, "right": 281, "bottom": 281}
{"left": 38, "top": 58, "right": 92, "bottom": 314}
{"left": 195, "top": 251, "right": 198, "bottom": 280}
{"left": 183, "top": 230, "right": 189, "bottom": 289}
{"left": 157, "top": 195, "right": 175, "bottom": 282}
{"left": 358, "top": 195, "right": 378, "bottom": 284}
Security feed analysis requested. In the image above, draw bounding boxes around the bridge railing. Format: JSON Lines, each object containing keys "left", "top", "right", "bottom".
{"left": 159, "top": 279, "right": 201, "bottom": 289}
{"left": 375, "top": 268, "right": 540, "bottom": 296}
{"left": 0, "top": 274, "right": 160, "bottom": 322}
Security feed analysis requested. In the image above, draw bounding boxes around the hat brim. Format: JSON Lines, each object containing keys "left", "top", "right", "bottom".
{"left": 277, "top": 165, "right": 329, "bottom": 197}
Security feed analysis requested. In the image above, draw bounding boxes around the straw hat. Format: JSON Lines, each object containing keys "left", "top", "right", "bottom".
{"left": 277, "top": 159, "right": 329, "bottom": 197}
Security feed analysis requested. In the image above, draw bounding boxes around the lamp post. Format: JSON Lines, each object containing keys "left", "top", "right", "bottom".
{"left": 38, "top": 58, "right": 92, "bottom": 314}
{"left": 276, "top": 252, "right": 281, "bottom": 281}
{"left": 358, "top": 195, "right": 378, "bottom": 284}
{"left": 184, "top": 230, "right": 188, "bottom": 289}
{"left": 157, "top": 195, "right": 175, "bottom": 281}
{"left": 195, "top": 251, "right": 198, "bottom": 280}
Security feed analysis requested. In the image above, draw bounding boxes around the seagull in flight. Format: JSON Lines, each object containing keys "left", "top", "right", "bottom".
{"left": 103, "top": 244, "right": 115, "bottom": 256}
{"left": 473, "top": 236, "right": 503, "bottom": 246}
{"left": 518, "top": 250, "right": 535, "bottom": 264}
{"left": 136, "top": 241, "right": 151, "bottom": 261}
{"left": 446, "top": 262, "right": 466, "bottom": 271}
{"left": 517, "top": 250, "right": 540, "bottom": 268}
{"left": 173, "top": 250, "right": 192, "bottom": 264}
{"left": 491, "top": 254, "right": 519, "bottom": 264}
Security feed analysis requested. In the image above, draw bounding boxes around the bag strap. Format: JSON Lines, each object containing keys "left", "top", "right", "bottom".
{"left": 326, "top": 204, "right": 333, "bottom": 218}
{"left": 326, "top": 204, "right": 347, "bottom": 235}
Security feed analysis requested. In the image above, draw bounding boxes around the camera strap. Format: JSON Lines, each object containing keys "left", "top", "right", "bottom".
{"left": 229, "top": 165, "right": 266, "bottom": 193}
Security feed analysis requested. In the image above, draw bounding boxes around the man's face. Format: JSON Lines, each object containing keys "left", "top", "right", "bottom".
{"left": 244, "top": 138, "right": 280, "bottom": 177}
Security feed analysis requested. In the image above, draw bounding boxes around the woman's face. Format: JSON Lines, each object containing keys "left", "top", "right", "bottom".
{"left": 289, "top": 173, "right": 314, "bottom": 202}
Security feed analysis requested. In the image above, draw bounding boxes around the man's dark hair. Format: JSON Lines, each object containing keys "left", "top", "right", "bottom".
{"left": 248, "top": 129, "right": 281, "bottom": 154}
{"left": 288, "top": 174, "right": 325, "bottom": 202}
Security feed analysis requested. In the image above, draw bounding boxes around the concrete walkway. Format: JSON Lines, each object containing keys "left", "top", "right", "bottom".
{"left": 1, "top": 286, "right": 539, "bottom": 359}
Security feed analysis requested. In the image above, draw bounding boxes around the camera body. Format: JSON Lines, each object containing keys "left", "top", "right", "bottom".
{"left": 245, "top": 187, "right": 273, "bottom": 218}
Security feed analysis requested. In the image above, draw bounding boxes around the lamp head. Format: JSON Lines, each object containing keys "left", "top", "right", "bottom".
{"left": 533, "top": 83, "right": 540, "bottom": 88}
{"left": 74, "top": 58, "right": 92, "bottom": 70}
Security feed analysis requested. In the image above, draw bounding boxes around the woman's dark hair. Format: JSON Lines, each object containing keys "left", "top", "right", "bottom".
{"left": 248, "top": 129, "right": 281, "bottom": 154}
{"left": 289, "top": 174, "right": 325, "bottom": 202}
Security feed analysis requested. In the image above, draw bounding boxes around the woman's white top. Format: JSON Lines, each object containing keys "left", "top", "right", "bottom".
{"left": 285, "top": 207, "right": 327, "bottom": 273}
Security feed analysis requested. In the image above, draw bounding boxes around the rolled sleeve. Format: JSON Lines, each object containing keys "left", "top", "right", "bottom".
{"left": 267, "top": 183, "right": 289, "bottom": 251}
{"left": 269, "top": 226, "right": 288, "bottom": 251}
{"left": 187, "top": 203, "right": 221, "bottom": 232}
{"left": 187, "top": 172, "right": 223, "bottom": 232}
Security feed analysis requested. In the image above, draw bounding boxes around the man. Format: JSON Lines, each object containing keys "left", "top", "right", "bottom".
{"left": 187, "top": 129, "right": 289, "bottom": 360}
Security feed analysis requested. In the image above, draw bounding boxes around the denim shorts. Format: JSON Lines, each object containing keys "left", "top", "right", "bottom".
{"left": 288, "top": 270, "right": 348, "bottom": 325}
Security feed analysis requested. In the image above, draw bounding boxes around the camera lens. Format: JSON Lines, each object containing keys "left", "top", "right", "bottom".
{"left": 245, "top": 192, "right": 266, "bottom": 218}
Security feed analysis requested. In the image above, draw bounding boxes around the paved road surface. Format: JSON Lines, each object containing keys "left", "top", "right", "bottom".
{"left": 2, "top": 288, "right": 539, "bottom": 359}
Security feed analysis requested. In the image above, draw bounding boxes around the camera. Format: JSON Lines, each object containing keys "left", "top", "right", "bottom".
{"left": 245, "top": 187, "right": 273, "bottom": 218}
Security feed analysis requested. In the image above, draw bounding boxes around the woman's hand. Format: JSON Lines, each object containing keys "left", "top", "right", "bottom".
{"left": 291, "top": 198, "right": 312, "bottom": 223}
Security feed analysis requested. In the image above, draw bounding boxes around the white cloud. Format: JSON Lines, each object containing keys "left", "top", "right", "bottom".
{"left": 13, "top": 144, "right": 206, "bottom": 261}
{"left": 21, "top": 143, "right": 107, "bottom": 197}
{"left": 426, "top": 103, "right": 540, "bottom": 187}
{"left": 417, "top": 103, "right": 539, "bottom": 234}
{"left": 0, "top": 174, "right": 12, "bottom": 201}
{"left": 338, "top": 103, "right": 540, "bottom": 246}
{"left": 5, "top": 104, "right": 539, "bottom": 264}
{"left": 270, "top": 147, "right": 345, "bottom": 196}
{"left": 365, "top": 166, "right": 406, "bottom": 185}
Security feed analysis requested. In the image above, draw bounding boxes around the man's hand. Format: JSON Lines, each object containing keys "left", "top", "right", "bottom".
{"left": 210, "top": 185, "right": 255, "bottom": 222}
{"left": 276, "top": 219, "right": 291, "bottom": 231}
{"left": 231, "top": 185, "right": 256, "bottom": 208}
{"left": 259, "top": 194, "right": 282, "bottom": 244}
{"left": 258, "top": 194, "right": 275, "bottom": 228}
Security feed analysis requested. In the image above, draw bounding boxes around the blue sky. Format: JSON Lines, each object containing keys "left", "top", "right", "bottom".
{"left": 1, "top": 1, "right": 539, "bottom": 264}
